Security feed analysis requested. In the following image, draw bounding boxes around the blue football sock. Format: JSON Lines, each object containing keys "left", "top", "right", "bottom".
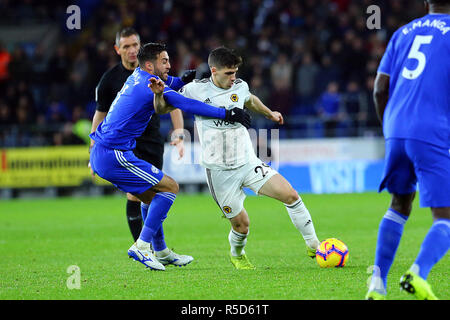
{"left": 141, "top": 201, "right": 167, "bottom": 251}
{"left": 139, "top": 192, "right": 176, "bottom": 244}
{"left": 412, "top": 219, "right": 450, "bottom": 280}
{"left": 140, "top": 202, "right": 149, "bottom": 222}
{"left": 152, "top": 226, "right": 166, "bottom": 252}
{"left": 371, "top": 208, "right": 408, "bottom": 293}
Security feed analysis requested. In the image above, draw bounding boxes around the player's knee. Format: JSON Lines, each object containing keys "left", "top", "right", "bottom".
{"left": 431, "top": 207, "right": 450, "bottom": 221}
{"left": 165, "top": 176, "right": 179, "bottom": 194}
{"left": 233, "top": 223, "right": 249, "bottom": 234}
{"left": 391, "top": 193, "right": 415, "bottom": 216}
{"left": 284, "top": 190, "right": 300, "bottom": 206}
{"left": 231, "top": 213, "right": 250, "bottom": 234}
{"left": 170, "top": 180, "right": 179, "bottom": 195}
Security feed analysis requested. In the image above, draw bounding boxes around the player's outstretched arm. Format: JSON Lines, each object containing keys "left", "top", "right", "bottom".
{"left": 373, "top": 73, "right": 390, "bottom": 125}
{"left": 165, "top": 70, "right": 196, "bottom": 91}
{"left": 149, "top": 77, "right": 176, "bottom": 114}
{"left": 149, "top": 78, "right": 251, "bottom": 128}
{"left": 244, "top": 94, "right": 284, "bottom": 125}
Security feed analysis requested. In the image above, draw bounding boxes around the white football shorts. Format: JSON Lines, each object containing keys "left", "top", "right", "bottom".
{"left": 204, "top": 158, "right": 278, "bottom": 219}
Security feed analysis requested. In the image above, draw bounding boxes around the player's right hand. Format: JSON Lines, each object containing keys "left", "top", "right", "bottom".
{"left": 267, "top": 111, "right": 284, "bottom": 125}
{"left": 148, "top": 77, "right": 165, "bottom": 94}
{"left": 181, "top": 69, "right": 196, "bottom": 84}
{"left": 225, "top": 108, "right": 252, "bottom": 129}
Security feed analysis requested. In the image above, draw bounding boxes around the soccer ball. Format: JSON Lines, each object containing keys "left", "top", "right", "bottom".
{"left": 315, "top": 238, "right": 349, "bottom": 268}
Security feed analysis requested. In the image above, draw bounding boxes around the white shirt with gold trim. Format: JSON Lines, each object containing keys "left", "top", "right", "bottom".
{"left": 179, "top": 78, "right": 257, "bottom": 170}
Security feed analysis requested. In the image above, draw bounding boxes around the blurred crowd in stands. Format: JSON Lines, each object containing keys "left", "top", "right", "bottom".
{"left": 0, "top": 0, "right": 428, "bottom": 147}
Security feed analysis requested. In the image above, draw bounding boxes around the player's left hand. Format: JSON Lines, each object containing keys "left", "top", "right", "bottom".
{"left": 148, "top": 77, "right": 165, "bottom": 94}
{"left": 181, "top": 69, "right": 196, "bottom": 84}
{"left": 170, "top": 138, "right": 185, "bottom": 160}
{"left": 267, "top": 111, "right": 284, "bottom": 125}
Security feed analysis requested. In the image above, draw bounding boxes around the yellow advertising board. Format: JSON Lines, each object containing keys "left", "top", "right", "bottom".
{"left": 0, "top": 146, "right": 111, "bottom": 188}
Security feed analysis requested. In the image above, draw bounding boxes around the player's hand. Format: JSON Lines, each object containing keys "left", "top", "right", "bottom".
{"left": 88, "top": 161, "right": 95, "bottom": 179}
{"left": 181, "top": 69, "right": 196, "bottom": 84}
{"left": 267, "top": 111, "right": 284, "bottom": 125}
{"left": 170, "top": 138, "right": 185, "bottom": 160}
{"left": 225, "top": 108, "right": 251, "bottom": 129}
{"left": 148, "top": 77, "right": 165, "bottom": 95}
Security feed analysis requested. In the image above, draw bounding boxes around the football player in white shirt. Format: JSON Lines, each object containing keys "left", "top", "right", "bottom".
{"left": 149, "top": 47, "right": 320, "bottom": 269}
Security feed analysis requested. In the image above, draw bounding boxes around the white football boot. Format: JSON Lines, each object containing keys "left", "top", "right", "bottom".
{"left": 128, "top": 243, "right": 165, "bottom": 271}
{"left": 156, "top": 249, "right": 194, "bottom": 267}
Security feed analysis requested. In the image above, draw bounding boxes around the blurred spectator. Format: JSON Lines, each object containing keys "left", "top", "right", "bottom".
{"left": 48, "top": 44, "right": 70, "bottom": 102}
{"left": 0, "top": 99, "right": 12, "bottom": 125}
{"left": 271, "top": 53, "right": 293, "bottom": 83}
{"left": 315, "top": 81, "right": 343, "bottom": 137}
{"left": 341, "top": 80, "right": 366, "bottom": 136}
{"left": 295, "top": 52, "right": 320, "bottom": 109}
{"left": 30, "top": 44, "right": 49, "bottom": 111}
{"left": 0, "top": 41, "right": 11, "bottom": 84}
{"left": 360, "top": 74, "right": 381, "bottom": 135}
{"left": 8, "top": 45, "right": 31, "bottom": 82}
{"left": 316, "top": 54, "right": 340, "bottom": 96}
{"left": 249, "top": 74, "right": 270, "bottom": 106}
{"left": 45, "top": 100, "right": 70, "bottom": 123}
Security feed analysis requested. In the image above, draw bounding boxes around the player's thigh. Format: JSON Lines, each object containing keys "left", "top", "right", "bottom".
{"left": 134, "top": 175, "right": 178, "bottom": 204}
{"left": 90, "top": 145, "right": 164, "bottom": 196}
{"left": 205, "top": 168, "right": 246, "bottom": 219}
{"left": 406, "top": 140, "right": 450, "bottom": 208}
{"left": 379, "top": 139, "right": 417, "bottom": 195}
{"left": 257, "top": 173, "right": 299, "bottom": 204}
{"left": 133, "top": 143, "right": 164, "bottom": 170}
{"left": 151, "top": 174, "right": 179, "bottom": 194}
{"left": 242, "top": 158, "right": 297, "bottom": 204}
{"left": 129, "top": 144, "right": 164, "bottom": 203}
{"left": 126, "top": 193, "right": 141, "bottom": 202}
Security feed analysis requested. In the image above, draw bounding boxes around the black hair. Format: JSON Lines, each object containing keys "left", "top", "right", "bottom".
{"left": 427, "top": 0, "right": 450, "bottom": 5}
{"left": 115, "top": 27, "right": 140, "bottom": 47}
{"left": 137, "top": 42, "right": 167, "bottom": 67}
{"left": 208, "top": 46, "right": 242, "bottom": 69}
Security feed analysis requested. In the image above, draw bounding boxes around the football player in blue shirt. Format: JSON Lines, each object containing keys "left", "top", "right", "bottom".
{"left": 90, "top": 42, "right": 251, "bottom": 271}
{"left": 366, "top": 0, "right": 450, "bottom": 300}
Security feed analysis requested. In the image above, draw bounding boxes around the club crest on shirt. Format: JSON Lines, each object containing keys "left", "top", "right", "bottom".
{"left": 230, "top": 94, "right": 238, "bottom": 102}
{"left": 223, "top": 206, "right": 232, "bottom": 214}
{"left": 151, "top": 166, "right": 159, "bottom": 174}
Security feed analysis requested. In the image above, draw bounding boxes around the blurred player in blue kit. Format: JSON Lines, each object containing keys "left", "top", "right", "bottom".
{"left": 89, "top": 43, "right": 251, "bottom": 271}
{"left": 366, "top": 0, "right": 450, "bottom": 300}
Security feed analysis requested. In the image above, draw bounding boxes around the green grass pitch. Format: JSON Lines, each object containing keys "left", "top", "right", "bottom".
{"left": 0, "top": 192, "right": 448, "bottom": 300}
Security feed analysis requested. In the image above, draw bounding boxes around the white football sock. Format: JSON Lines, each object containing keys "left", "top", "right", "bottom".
{"left": 229, "top": 228, "right": 248, "bottom": 257}
{"left": 155, "top": 248, "right": 170, "bottom": 257}
{"left": 285, "top": 197, "right": 320, "bottom": 250}
{"left": 136, "top": 238, "right": 151, "bottom": 250}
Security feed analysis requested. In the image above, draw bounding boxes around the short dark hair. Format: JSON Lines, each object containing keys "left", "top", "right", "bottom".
{"left": 427, "top": 0, "right": 450, "bottom": 4}
{"left": 137, "top": 42, "right": 167, "bottom": 66}
{"left": 208, "top": 47, "right": 242, "bottom": 69}
{"left": 115, "top": 27, "right": 140, "bottom": 47}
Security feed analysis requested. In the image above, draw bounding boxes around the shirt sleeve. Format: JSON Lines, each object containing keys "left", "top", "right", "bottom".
{"left": 163, "top": 87, "right": 226, "bottom": 119}
{"left": 243, "top": 81, "right": 251, "bottom": 103}
{"left": 377, "top": 32, "right": 397, "bottom": 76}
{"left": 165, "top": 75, "right": 185, "bottom": 91}
{"left": 177, "top": 83, "right": 193, "bottom": 99}
{"left": 95, "top": 74, "right": 114, "bottom": 112}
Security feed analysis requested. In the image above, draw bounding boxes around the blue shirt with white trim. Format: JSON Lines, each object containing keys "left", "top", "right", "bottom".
{"left": 90, "top": 67, "right": 226, "bottom": 151}
{"left": 378, "top": 13, "right": 450, "bottom": 148}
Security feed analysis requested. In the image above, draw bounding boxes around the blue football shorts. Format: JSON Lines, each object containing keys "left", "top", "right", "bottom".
{"left": 90, "top": 143, "right": 164, "bottom": 195}
{"left": 379, "top": 138, "right": 450, "bottom": 207}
